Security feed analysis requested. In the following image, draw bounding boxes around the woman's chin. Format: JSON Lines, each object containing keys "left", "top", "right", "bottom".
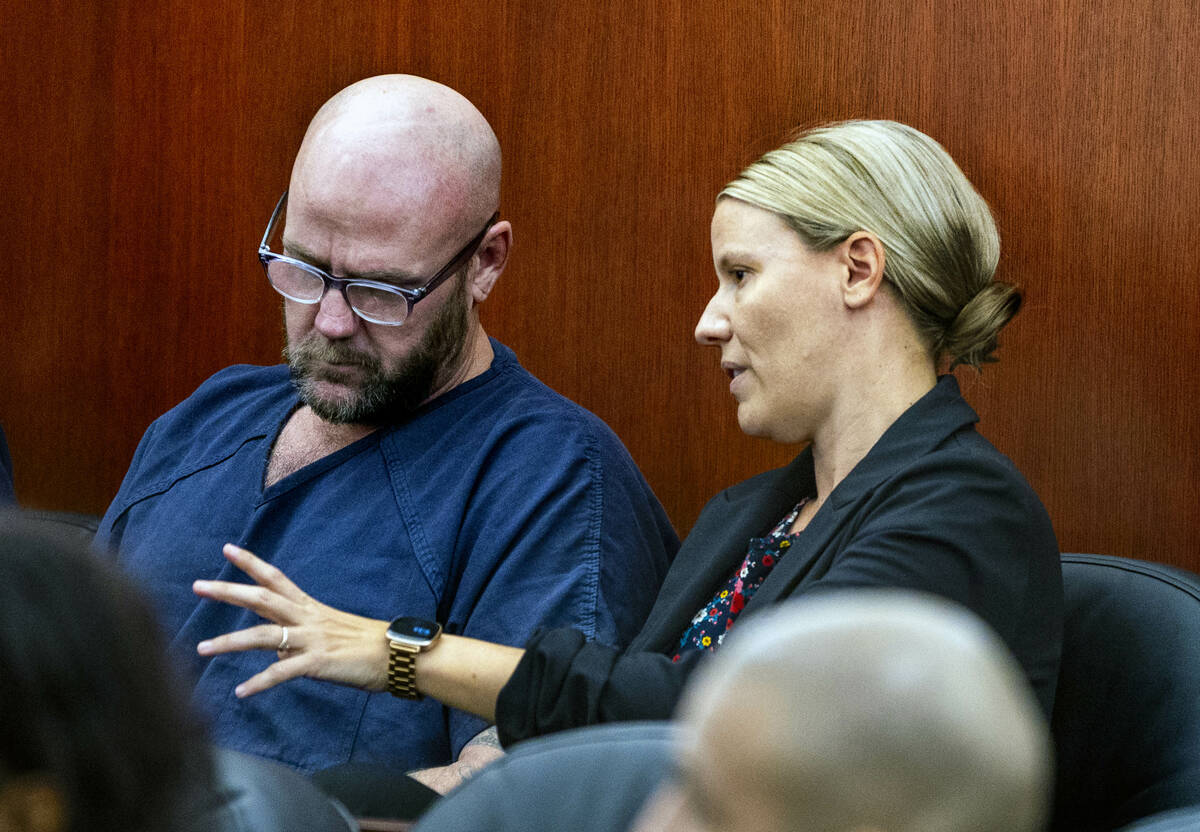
{"left": 736, "top": 408, "right": 774, "bottom": 441}
{"left": 737, "top": 409, "right": 811, "bottom": 447}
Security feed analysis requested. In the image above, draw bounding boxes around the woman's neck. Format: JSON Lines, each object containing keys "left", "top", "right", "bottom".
{"left": 809, "top": 342, "right": 938, "bottom": 503}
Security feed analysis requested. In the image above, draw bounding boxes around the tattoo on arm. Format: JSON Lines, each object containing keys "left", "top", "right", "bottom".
{"left": 464, "top": 725, "right": 503, "bottom": 750}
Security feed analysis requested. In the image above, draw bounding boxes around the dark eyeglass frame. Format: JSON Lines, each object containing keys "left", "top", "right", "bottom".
{"left": 257, "top": 190, "right": 499, "bottom": 326}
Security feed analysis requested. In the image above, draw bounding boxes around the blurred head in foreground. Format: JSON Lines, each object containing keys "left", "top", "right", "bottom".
{"left": 634, "top": 591, "right": 1052, "bottom": 832}
{"left": 0, "top": 511, "right": 203, "bottom": 832}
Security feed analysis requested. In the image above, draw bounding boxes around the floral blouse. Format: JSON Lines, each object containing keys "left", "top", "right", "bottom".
{"left": 672, "top": 499, "right": 807, "bottom": 661}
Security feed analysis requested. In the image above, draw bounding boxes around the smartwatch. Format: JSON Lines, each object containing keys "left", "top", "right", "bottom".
{"left": 385, "top": 617, "right": 443, "bottom": 699}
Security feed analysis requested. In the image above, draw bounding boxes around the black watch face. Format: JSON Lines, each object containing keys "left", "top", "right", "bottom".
{"left": 387, "top": 617, "right": 442, "bottom": 644}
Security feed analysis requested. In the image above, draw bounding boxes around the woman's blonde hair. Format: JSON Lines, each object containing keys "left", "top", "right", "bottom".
{"left": 720, "top": 120, "right": 1018, "bottom": 369}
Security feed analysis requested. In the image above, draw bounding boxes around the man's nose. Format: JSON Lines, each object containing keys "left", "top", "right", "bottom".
{"left": 313, "top": 282, "right": 360, "bottom": 339}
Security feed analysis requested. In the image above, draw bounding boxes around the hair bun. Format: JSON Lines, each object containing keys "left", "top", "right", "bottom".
{"left": 942, "top": 280, "right": 1023, "bottom": 369}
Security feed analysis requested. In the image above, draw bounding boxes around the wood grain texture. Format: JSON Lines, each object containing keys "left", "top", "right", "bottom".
{"left": 2, "top": 0, "right": 1196, "bottom": 569}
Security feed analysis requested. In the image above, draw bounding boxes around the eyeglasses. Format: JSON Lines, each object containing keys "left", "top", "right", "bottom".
{"left": 257, "top": 191, "right": 498, "bottom": 326}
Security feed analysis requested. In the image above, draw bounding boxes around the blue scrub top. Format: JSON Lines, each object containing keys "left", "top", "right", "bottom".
{"left": 0, "top": 425, "right": 15, "bottom": 504}
{"left": 97, "top": 340, "right": 677, "bottom": 771}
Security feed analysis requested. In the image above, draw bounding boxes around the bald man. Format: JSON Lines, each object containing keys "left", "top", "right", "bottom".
{"left": 95, "top": 75, "right": 677, "bottom": 783}
{"left": 635, "top": 592, "right": 1052, "bottom": 832}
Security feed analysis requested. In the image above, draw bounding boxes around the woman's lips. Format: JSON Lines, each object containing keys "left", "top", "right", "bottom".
{"left": 722, "top": 362, "right": 747, "bottom": 394}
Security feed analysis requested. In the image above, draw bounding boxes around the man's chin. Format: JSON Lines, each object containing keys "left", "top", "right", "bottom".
{"left": 298, "top": 380, "right": 368, "bottom": 424}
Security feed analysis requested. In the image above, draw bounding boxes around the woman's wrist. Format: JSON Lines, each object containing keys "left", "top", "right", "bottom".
{"left": 413, "top": 634, "right": 525, "bottom": 723}
{"left": 363, "top": 618, "right": 391, "bottom": 692}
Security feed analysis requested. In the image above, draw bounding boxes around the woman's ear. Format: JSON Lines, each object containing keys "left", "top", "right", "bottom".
{"left": 468, "top": 220, "right": 513, "bottom": 305}
{"left": 0, "top": 776, "right": 66, "bottom": 832}
{"left": 840, "top": 232, "right": 886, "bottom": 309}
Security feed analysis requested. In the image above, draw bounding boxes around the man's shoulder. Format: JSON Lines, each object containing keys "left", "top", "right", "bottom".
{"left": 183, "top": 363, "right": 293, "bottom": 406}
{"left": 432, "top": 344, "right": 628, "bottom": 451}
{"left": 494, "top": 365, "right": 605, "bottom": 428}
{"left": 101, "top": 365, "right": 294, "bottom": 520}
{"left": 133, "top": 364, "right": 293, "bottom": 470}
{"left": 155, "top": 364, "right": 293, "bottom": 427}
{"left": 389, "top": 346, "right": 658, "bottom": 509}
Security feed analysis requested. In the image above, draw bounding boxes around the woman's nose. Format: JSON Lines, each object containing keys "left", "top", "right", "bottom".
{"left": 694, "top": 291, "right": 731, "bottom": 345}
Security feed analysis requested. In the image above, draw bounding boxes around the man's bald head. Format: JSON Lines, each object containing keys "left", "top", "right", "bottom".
{"left": 675, "top": 592, "right": 1052, "bottom": 832}
{"left": 272, "top": 76, "right": 512, "bottom": 426}
{"left": 290, "top": 74, "right": 501, "bottom": 248}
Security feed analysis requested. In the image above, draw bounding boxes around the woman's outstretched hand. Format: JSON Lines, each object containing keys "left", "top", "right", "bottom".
{"left": 193, "top": 543, "right": 390, "bottom": 698}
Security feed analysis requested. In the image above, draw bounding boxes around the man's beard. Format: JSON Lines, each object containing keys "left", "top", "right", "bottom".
{"left": 284, "top": 284, "right": 470, "bottom": 426}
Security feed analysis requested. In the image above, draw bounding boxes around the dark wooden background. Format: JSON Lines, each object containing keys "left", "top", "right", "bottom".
{"left": 3, "top": 1, "right": 1197, "bottom": 569}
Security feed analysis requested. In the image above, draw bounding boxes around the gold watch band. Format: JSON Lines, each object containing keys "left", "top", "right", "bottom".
{"left": 387, "top": 640, "right": 423, "bottom": 699}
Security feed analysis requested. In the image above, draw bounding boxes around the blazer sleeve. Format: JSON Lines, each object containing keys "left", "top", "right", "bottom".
{"left": 798, "top": 446, "right": 1062, "bottom": 716}
{"left": 495, "top": 628, "right": 706, "bottom": 747}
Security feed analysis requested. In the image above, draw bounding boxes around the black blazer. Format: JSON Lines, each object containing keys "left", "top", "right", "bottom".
{"left": 497, "top": 376, "right": 1063, "bottom": 744}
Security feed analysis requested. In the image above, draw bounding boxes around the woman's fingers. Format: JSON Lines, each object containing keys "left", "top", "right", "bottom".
{"left": 197, "top": 623, "right": 285, "bottom": 657}
{"left": 221, "top": 543, "right": 309, "bottom": 602}
{"left": 196, "top": 620, "right": 373, "bottom": 697}
{"left": 192, "top": 577, "right": 297, "bottom": 622}
{"left": 194, "top": 604, "right": 392, "bottom": 694}
{"left": 193, "top": 543, "right": 392, "bottom": 696}
{"left": 232, "top": 652, "right": 313, "bottom": 698}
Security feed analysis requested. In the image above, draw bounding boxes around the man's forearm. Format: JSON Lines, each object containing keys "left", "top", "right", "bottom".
{"left": 406, "top": 726, "right": 505, "bottom": 794}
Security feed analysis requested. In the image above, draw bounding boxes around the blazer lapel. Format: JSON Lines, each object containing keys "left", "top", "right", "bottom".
{"left": 745, "top": 375, "right": 980, "bottom": 615}
{"left": 631, "top": 452, "right": 815, "bottom": 653}
{"left": 745, "top": 496, "right": 845, "bottom": 612}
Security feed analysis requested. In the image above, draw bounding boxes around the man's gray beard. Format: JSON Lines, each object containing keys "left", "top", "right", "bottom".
{"left": 284, "top": 286, "right": 470, "bottom": 426}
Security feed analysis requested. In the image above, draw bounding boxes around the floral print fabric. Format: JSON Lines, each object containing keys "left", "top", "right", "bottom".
{"left": 672, "top": 499, "right": 807, "bottom": 661}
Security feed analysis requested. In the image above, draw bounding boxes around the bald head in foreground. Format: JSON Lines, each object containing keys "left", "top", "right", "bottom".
{"left": 94, "top": 74, "right": 677, "bottom": 787}
{"left": 635, "top": 592, "right": 1052, "bottom": 832}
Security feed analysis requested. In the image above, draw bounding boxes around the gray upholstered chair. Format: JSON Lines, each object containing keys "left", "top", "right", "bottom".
{"left": 1118, "top": 805, "right": 1200, "bottom": 831}
{"left": 413, "top": 722, "right": 675, "bottom": 832}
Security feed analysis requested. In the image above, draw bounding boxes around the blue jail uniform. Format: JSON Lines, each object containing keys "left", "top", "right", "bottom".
{"left": 96, "top": 340, "right": 677, "bottom": 772}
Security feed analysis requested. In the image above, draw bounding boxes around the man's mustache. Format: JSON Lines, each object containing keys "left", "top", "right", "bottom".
{"left": 287, "top": 336, "right": 378, "bottom": 370}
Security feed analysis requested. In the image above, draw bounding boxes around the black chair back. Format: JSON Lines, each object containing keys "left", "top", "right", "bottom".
{"left": 180, "top": 748, "right": 357, "bottom": 832}
{"left": 1052, "top": 554, "right": 1200, "bottom": 830}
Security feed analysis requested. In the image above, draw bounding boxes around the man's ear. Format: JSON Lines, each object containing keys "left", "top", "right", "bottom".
{"left": 468, "top": 220, "right": 512, "bottom": 305}
{"left": 0, "top": 776, "right": 66, "bottom": 832}
{"left": 840, "top": 232, "right": 886, "bottom": 309}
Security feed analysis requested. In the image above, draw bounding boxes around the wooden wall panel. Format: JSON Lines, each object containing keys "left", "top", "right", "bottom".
{"left": 2, "top": 1, "right": 1196, "bottom": 570}
{"left": 2, "top": 1, "right": 115, "bottom": 512}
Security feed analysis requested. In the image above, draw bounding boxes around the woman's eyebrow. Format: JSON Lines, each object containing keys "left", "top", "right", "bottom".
{"left": 715, "top": 249, "right": 757, "bottom": 270}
